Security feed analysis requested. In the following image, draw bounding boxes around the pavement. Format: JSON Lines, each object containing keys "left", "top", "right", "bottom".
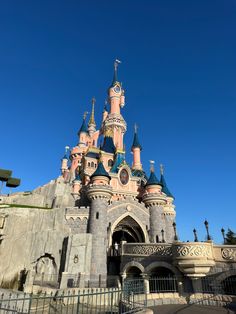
{"left": 150, "top": 304, "right": 236, "bottom": 314}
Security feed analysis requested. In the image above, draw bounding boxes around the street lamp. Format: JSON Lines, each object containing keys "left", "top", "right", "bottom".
{"left": 193, "top": 228, "right": 198, "bottom": 242}
{"left": 204, "top": 220, "right": 211, "bottom": 241}
{"left": 172, "top": 222, "right": 178, "bottom": 241}
{"left": 221, "top": 228, "right": 226, "bottom": 244}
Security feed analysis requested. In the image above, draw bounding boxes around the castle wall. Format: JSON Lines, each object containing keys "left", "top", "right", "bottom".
{"left": 0, "top": 206, "right": 69, "bottom": 289}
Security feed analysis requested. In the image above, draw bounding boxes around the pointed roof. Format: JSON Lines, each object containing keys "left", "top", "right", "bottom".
{"left": 78, "top": 114, "right": 88, "bottom": 135}
{"left": 131, "top": 125, "right": 142, "bottom": 150}
{"left": 111, "top": 59, "right": 121, "bottom": 87}
{"left": 88, "top": 97, "right": 96, "bottom": 127}
{"left": 74, "top": 173, "right": 81, "bottom": 182}
{"left": 101, "top": 136, "right": 116, "bottom": 154}
{"left": 62, "top": 154, "right": 68, "bottom": 160}
{"left": 90, "top": 160, "right": 111, "bottom": 180}
{"left": 160, "top": 173, "right": 174, "bottom": 198}
{"left": 146, "top": 170, "right": 161, "bottom": 186}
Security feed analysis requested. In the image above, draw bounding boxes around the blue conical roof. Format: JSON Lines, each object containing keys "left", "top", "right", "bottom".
{"left": 73, "top": 173, "right": 81, "bottom": 182}
{"left": 62, "top": 154, "right": 68, "bottom": 160}
{"left": 78, "top": 118, "right": 87, "bottom": 135}
{"left": 160, "top": 174, "right": 174, "bottom": 198}
{"left": 91, "top": 161, "right": 111, "bottom": 180}
{"left": 132, "top": 132, "right": 142, "bottom": 150}
{"left": 101, "top": 136, "right": 116, "bottom": 154}
{"left": 146, "top": 170, "right": 161, "bottom": 186}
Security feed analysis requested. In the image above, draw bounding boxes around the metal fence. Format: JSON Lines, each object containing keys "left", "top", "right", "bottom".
{"left": 201, "top": 276, "right": 236, "bottom": 295}
{"left": 0, "top": 288, "right": 143, "bottom": 314}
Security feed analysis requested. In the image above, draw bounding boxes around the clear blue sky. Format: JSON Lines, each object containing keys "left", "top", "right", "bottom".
{"left": 0, "top": 0, "right": 236, "bottom": 243}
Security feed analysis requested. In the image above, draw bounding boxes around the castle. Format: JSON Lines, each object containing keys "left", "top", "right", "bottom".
{"left": 0, "top": 62, "right": 235, "bottom": 294}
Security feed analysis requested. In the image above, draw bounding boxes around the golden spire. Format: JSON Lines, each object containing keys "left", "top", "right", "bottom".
{"left": 88, "top": 97, "right": 96, "bottom": 126}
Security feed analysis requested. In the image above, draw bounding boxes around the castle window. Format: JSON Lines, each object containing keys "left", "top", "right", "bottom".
{"left": 88, "top": 162, "right": 91, "bottom": 167}
{"left": 96, "top": 212, "right": 99, "bottom": 219}
{"left": 108, "top": 159, "right": 113, "bottom": 167}
{"left": 91, "top": 162, "right": 94, "bottom": 168}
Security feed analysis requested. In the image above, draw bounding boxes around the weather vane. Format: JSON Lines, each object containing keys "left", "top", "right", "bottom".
{"left": 160, "top": 163, "right": 164, "bottom": 175}
{"left": 83, "top": 111, "right": 89, "bottom": 119}
{"left": 114, "top": 59, "right": 121, "bottom": 71}
{"left": 150, "top": 160, "right": 155, "bottom": 172}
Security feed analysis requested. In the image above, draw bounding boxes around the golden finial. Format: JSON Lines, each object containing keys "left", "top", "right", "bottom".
{"left": 88, "top": 97, "right": 96, "bottom": 126}
{"left": 150, "top": 160, "right": 155, "bottom": 172}
{"left": 98, "top": 150, "right": 103, "bottom": 163}
{"left": 160, "top": 163, "right": 164, "bottom": 175}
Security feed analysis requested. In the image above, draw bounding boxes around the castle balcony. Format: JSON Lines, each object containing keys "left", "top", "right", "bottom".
{"left": 120, "top": 242, "right": 236, "bottom": 278}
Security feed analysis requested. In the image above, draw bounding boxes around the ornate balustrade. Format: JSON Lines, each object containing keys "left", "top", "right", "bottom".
{"left": 213, "top": 245, "right": 236, "bottom": 262}
{"left": 122, "top": 243, "right": 172, "bottom": 257}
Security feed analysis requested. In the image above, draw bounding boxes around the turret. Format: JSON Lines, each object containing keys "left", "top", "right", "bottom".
{"left": 142, "top": 162, "right": 166, "bottom": 243}
{"left": 72, "top": 173, "right": 81, "bottom": 200}
{"left": 61, "top": 154, "right": 68, "bottom": 175}
{"left": 131, "top": 124, "right": 142, "bottom": 170}
{"left": 88, "top": 97, "right": 96, "bottom": 138}
{"left": 104, "top": 60, "right": 127, "bottom": 150}
{"left": 160, "top": 164, "right": 176, "bottom": 243}
{"left": 78, "top": 112, "right": 88, "bottom": 147}
{"left": 102, "top": 103, "right": 109, "bottom": 122}
{"left": 86, "top": 158, "right": 112, "bottom": 287}
{"left": 108, "top": 59, "right": 123, "bottom": 115}
{"left": 61, "top": 146, "right": 70, "bottom": 178}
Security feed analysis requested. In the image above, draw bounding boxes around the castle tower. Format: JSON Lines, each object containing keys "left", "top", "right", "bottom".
{"left": 160, "top": 164, "right": 176, "bottom": 242}
{"left": 86, "top": 159, "right": 112, "bottom": 287}
{"left": 142, "top": 162, "right": 167, "bottom": 243}
{"left": 104, "top": 60, "right": 127, "bottom": 150}
{"left": 131, "top": 124, "right": 142, "bottom": 170}
{"left": 77, "top": 112, "right": 88, "bottom": 147}
{"left": 88, "top": 97, "right": 96, "bottom": 138}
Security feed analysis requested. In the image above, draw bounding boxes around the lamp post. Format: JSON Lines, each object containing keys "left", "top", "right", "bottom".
{"left": 172, "top": 222, "right": 178, "bottom": 241}
{"left": 193, "top": 228, "right": 198, "bottom": 242}
{"left": 221, "top": 228, "right": 226, "bottom": 244}
{"left": 204, "top": 220, "right": 211, "bottom": 241}
{"left": 161, "top": 229, "right": 165, "bottom": 243}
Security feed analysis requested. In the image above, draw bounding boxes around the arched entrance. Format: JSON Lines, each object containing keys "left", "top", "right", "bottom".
{"left": 112, "top": 216, "right": 145, "bottom": 245}
{"left": 126, "top": 266, "right": 142, "bottom": 279}
{"left": 148, "top": 267, "right": 178, "bottom": 293}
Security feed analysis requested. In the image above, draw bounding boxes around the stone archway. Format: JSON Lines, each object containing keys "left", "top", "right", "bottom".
{"left": 145, "top": 262, "right": 180, "bottom": 293}
{"left": 109, "top": 213, "right": 147, "bottom": 247}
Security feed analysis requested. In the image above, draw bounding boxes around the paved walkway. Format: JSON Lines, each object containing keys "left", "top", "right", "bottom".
{"left": 150, "top": 304, "right": 236, "bottom": 314}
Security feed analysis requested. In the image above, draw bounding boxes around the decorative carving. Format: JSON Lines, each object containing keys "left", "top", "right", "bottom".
{"left": 221, "top": 248, "right": 236, "bottom": 261}
{"left": 123, "top": 244, "right": 172, "bottom": 257}
{"left": 174, "top": 245, "right": 211, "bottom": 258}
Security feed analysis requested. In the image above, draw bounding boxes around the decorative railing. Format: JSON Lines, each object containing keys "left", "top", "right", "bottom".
{"left": 213, "top": 245, "right": 236, "bottom": 262}
{"left": 122, "top": 243, "right": 172, "bottom": 257}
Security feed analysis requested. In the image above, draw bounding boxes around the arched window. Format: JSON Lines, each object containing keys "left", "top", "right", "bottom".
{"left": 88, "top": 162, "right": 91, "bottom": 167}
{"left": 108, "top": 159, "right": 113, "bottom": 167}
{"left": 91, "top": 162, "right": 94, "bottom": 168}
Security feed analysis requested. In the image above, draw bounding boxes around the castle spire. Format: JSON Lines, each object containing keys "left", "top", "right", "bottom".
{"left": 112, "top": 59, "right": 121, "bottom": 86}
{"left": 88, "top": 97, "right": 96, "bottom": 127}
{"left": 131, "top": 124, "right": 142, "bottom": 170}
{"left": 146, "top": 161, "right": 161, "bottom": 186}
{"left": 160, "top": 164, "right": 174, "bottom": 198}
{"left": 78, "top": 112, "right": 88, "bottom": 135}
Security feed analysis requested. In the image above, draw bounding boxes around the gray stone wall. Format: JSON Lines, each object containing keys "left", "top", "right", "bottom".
{"left": 149, "top": 205, "right": 165, "bottom": 243}
{"left": 164, "top": 214, "right": 175, "bottom": 243}
{"left": 0, "top": 206, "right": 70, "bottom": 288}
{"left": 88, "top": 198, "right": 109, "bottom": 287}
